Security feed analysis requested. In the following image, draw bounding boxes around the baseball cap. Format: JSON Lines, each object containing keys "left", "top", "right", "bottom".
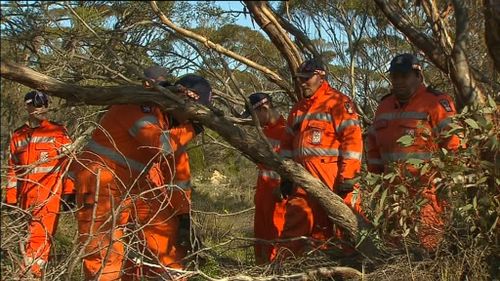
{"left": 296, "top": 59, "right": 326, "bottom": 78}
{"left": 388, "top": 53, "right": 422, "bottom": 73}
{"left": 241, "top": 92, "right": 272, "bottom": 118}
{"left": 24, "top": 90, "right": 49, "bottom": 108}
{"left": 174, "top": 74, "right": 212, "bottom": 105}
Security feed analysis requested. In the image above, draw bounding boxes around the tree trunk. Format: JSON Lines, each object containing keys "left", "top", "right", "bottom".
{"left": 0, "top": 59, "right": 360, "bottom": 241}
{"left": 484, "top": 0, "right": 500, "bottom": 73}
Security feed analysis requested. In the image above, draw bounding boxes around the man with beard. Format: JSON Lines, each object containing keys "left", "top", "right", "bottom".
{"left": 365, "top": 53, "right": 461, "bottom": 252}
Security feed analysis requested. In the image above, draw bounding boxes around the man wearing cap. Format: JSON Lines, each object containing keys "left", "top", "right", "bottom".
{"left": 278, "top": 59, "right": 363, "bottom": 256}
{"left": 4, "top": 90, "right": 74, "bottom": 277}
{"left": 243, "top": 92, "right": 287, "bottom": 264}
{"left": 365, "top": 53, "right": 461, "bottom": 251}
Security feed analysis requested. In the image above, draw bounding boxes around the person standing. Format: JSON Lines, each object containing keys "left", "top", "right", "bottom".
{"left": 4, "top": 90, "right": 74, "bottom": 277}
{"left": 365, "top": 53, "right": 461, "bottom": 252}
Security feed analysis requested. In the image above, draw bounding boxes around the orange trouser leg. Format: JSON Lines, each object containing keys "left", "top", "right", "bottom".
{"left": 76, "top": 167, "right": 130, "bottom": 281}
{"left": 23, "top": 194, "right": 61, "bottom": 277}
{"left": 122, "top": 189, "right": 185, "bottom": 281}
{"left": 254, "top": 187, "right": 282, "bottom": 264}
{"left": 418, "top": 192, "right": 445, "bottom": 252}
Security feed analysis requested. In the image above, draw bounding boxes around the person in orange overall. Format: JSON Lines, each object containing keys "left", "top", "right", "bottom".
{"left": 278, "top": 59, "right": 363, "bottom": 257}
{"left": 123, "top": 72, "right": 210, "bottom": 280}
{"left": 365, "top": 53, "right": 461, "bottom": 252}
{"left": 71, "top": 67, "right": 209, "bottom": 280}
{"left": 241, "top": 92, "right": 287, "bottom": 264}
{"left": 4, "top": 90, "right": 74, "bottom": 277}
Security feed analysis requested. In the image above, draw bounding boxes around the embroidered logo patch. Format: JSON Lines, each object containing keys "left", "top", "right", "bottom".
{"left": 439, "top": 99, "right": 452, "bottom": 112}
{"left": 344, "top": 102, "right": 354, "bottom": 114}
{"left": 311, "top": 130, "right": 322, "bottom": 144}
{"left": 404, "top": 128, "right": 416, "bottom": 137}
{"left": 39, "top": 151, "right": 49, "bottom": 162}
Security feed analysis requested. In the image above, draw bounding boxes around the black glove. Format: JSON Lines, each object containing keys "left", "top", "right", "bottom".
{"left": 177, "top": 214, "right": 191, "bottom": 249}
{"left": 280, "top": 179, "right": 295, "bottom": 198}
{"left": 60, "top": 194, "right": 76, "bottom": 211}
{"left": 335, "top": 178, "right": 357, "bottom": 195}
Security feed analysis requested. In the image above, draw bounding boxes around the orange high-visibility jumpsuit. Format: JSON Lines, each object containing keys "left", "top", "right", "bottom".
{"left": 254, "top": 116, "right": 287, "bottom": 264}
{"left": 71, "top": 104, "right": 196, "bottom": 281}
{"left": 365, "top": 84, "right": 461, "bottom": 251}
{"left": 279, "top": 81, "right": 363, "bottom": 255}
{"left": 5, "top": 120, "right": 74, "bottom": 276}
{"left": 123, "top": 140, "right": 194, "bottom": 280}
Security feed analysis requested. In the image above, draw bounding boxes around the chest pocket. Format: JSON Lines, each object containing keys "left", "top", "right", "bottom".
{"left": 304, "top": 120, "right": 329, "bottom": 146}
{"left": 35, "top": 142, "right": 57, "bottom": 163}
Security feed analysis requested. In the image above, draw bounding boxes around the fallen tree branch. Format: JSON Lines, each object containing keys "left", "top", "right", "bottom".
{"left": 1, "top": 59, "right": 360, "bottom": 242}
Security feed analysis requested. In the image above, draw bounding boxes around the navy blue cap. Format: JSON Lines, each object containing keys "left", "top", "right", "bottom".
{"left": 296, "top": 59, "right": 326, "bottom": 78}
{"left": 174, "top": 74, "right": 212, "bottom": 105}
{"left": 241, "top": 92, "right": 272, "bottom": 118}
{"left": 143, "top": 65, "right": 170, "bottom": 80}
{"left": 388, "top": 53, "right": 422, "bottom": 73}
{"left": 24, "top": 90, "right": 49, "bottom": 107}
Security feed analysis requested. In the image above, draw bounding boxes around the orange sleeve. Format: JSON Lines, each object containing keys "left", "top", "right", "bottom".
{"left": 280, "top": 109, "right": 296, "bottom": 159}
{"left": 58, "top": 126, "right": 76, "bottom": 195}
{"left": 365, "top": 125, "right": 384, "bottom": 174}
{"left": 170, "top": 151, "right": 192, "bottom": 215}
{"left": 5, "top": 136, "right": 18, "bottom": 204}
{"left": 332, "top": 98, "right": 363, "bottom": 180}
{"left": 430, "top": 95, "right": 461, "bottom": 151}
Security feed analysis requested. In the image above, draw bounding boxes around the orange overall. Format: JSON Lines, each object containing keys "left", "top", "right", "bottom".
{"left": 5, "top": 120, "right": 74, "bottom": 276}
{"left": 366, "top": 84, "right": 460, "bottom": 251}
{"left": 279, "top": 82, "right": 363, "bottom": 255}
{"left": 254, "top": 116, "right": 287, "bottom": 264}
{"left": 71, "top": 104, "right": 196, "bottom": 281}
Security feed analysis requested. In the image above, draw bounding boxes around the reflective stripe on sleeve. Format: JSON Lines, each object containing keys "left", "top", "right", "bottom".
{"left": 340, "top": 150, "right": 362, "bottom": 160}
{"left": 15, "top": 139, "right": 29, "bottom": 150}
{"left": 433, "top": 117, "right": 453, "bottom": 134}
{"left": 128, "top": 116, "right": 160, "bottom": 138}
{"left": 7, "top": 181, "right": 17, "bottom": 188}
{"left": 29, "top": 166, "right": 61, "bottom": 174}
{"left": 172, "top": 180, "right": 192, "bottom": 190}
{"left": 336, "top": 119, "right": 360, "bottom": 134}
{"left": 159, "top": 131, "right": 173, "bottom": 154}
{"left": 258, "top": 169, "right": 281, "bottom": 180}
{"left": 85, "top": 140, "right": 148, "bottom": 172}
{"left": 31, "top": 136, "right": 55, "bottom": 144}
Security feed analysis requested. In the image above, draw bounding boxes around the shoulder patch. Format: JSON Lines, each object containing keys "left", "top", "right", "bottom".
{"left": 141, "top": 105, "right": 152, "bottom": 113}
{"left": 439, "top": 99, "right": 453, "bottom": 112}
{"left": 427, "top": 86, "right": 444, "bottom": 96}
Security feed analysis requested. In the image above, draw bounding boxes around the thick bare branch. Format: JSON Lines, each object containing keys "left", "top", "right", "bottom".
{"left": 0, "top": 60, "right": 360, "bottom": 241}
{"left": 149, "top": 1, "right": 291, "bottom": 95}
{"left": 484, "top": 0, "right": 500, "bottom": 73}
{"left": 244, "top": 1, "right": 304, "bottom": 101}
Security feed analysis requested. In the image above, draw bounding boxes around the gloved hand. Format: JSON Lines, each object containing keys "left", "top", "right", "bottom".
{"left": 279, "top": 179, "right": 295, "bottom": 198}
{"left": 335, "top": 178, "right": 357, "bottom": 195}
{"left": 177, "top": 214, "right": 191, "bottom": 250}
{"left": 60, "top": 194, "right": 76, "bottom": 211}
{"left": 192, "top": 121, "right": 204, "bottom": 135}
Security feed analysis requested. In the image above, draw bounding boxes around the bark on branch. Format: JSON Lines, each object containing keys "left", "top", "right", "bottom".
{"left": 484, "top": 0, "right": 500, "bottom": 73}
{"left": 0, "top": 60, "right": 360, "bottom": 241}
{"left": 149, "top": 1, "right": 291, "bottom": 95}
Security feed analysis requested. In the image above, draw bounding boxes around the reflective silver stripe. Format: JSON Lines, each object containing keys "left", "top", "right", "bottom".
{"left": 30, "top": 166, "right": 60, "bottom": 174}
{"left": 259, "top": 169, "right": 281, "bottom": 180}
{"left": 177, "top": 145, "right": 187, "bottom": 154}
{"left": 7, "top": 181, "right": 17, "bottom": 188}
{"left": 434, "top": 117, "right": 452, "bottom": 134}
{"left": 367, "top": 158, "right": 384, "bottom": 165}
{"left": 293, "top": 112, "right": 332, "bottom": 127}
{"left": 340, "top": 150, "right": 362, "bottom": 160}
{"left": 85, "top": 140, "right": 148, "bottom": 172}
{"left": 294, "top": 147, "right": 340, "bottom": 158}
{"left": 376, "top": 112, "right": 428, "bottom": 121}
{"left": 159, "top": 131, "right": 173, "bottom": 154}
{"left": 280, "top": 149, "right": 293, "bottom": 158}
{"left": 381, "top": 152, "right": 432, "bottom": 162}
{"left": 172, "top": 180, "right": 191, "bottom": 190}
{"left": 336, "top": 119, "right": 360, "bottom": 133}
{"left": 16, "top": 139, "right": 29, "bottom": 149}
{"left": 31, "top": 136, "right": 55, "bottom": 144}
{"left": 128, "top": 116, "right": 159, "bottom": 137}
